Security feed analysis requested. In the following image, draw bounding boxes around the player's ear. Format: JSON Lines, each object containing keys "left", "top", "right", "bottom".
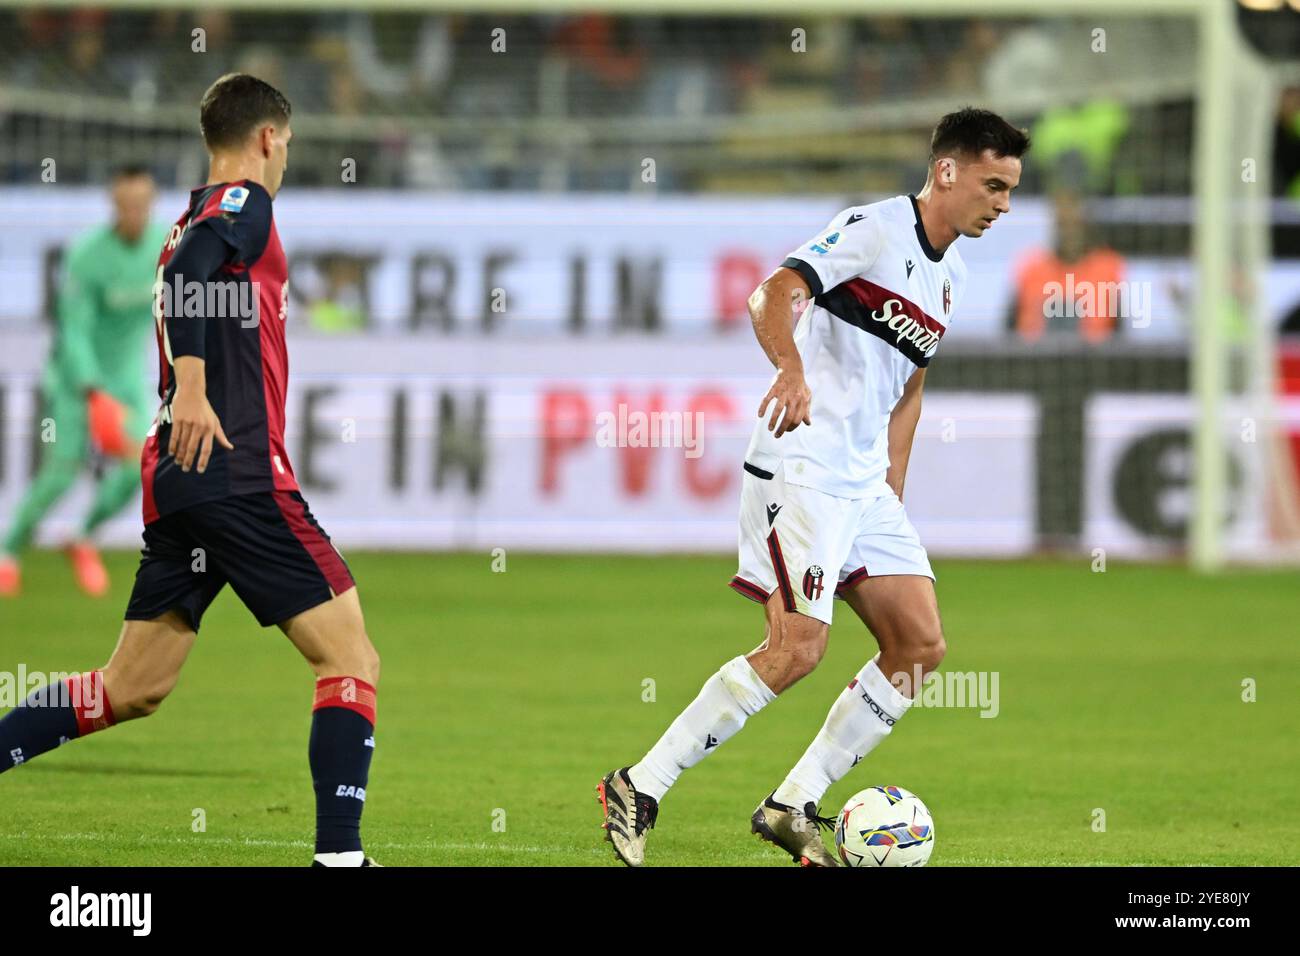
{"left": 938, "top": 158, "right": 956, "bottom": 186}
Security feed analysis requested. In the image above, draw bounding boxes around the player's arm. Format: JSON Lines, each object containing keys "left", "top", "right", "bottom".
{"left": 57, "top": 243, "right": 105, "bottom": 394}
{"left": 749, "top": 266, "right": 813, "bottom": 436}
{"left": 60, "top": 244, "right": 134, "bottom": 457}
{"left": 753, "top": 209, "right": 887, "bottom": 436}
{"left": 163, "top": 224, "right": 236, "bottom": 474}
{"left": 886, "top": 367, "right": 926, "bottom": 502}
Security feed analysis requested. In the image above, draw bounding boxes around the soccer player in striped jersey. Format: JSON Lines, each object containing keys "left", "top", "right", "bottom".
{"left": 0, "top": 74, "right": 382, "bottom": 867}
{"left": 599, "top": 108, "right": 1029, "bottom": 866}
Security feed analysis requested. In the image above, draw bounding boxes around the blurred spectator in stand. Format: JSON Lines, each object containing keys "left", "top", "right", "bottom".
{"left": 310, "top": 13, "right": 464, "bottom": 187}
{"left": 10, "top": 9, "right": 76, "bottom": 88}
{"left": 1032, "top": 98, "right": 1132, "bottom": 195}
{"left": 148, "top": 9, "right": 237, "bottom": 106}
{"left": 235, "top": 45, "right": 288, "bottom": 101}
{"left": 942, "top": 19, "right": 1002, "bottom": 96}
{"left": 550, "top": 14, "right": 646, "bottom": 117}
{"left": 976, "top": 19, "right": 1058, "bottom": 103}
{"left": 328, "top": 60, "right": 366, "bottom": 118}
{"left": 306, "top": 255, "right": 369, "bottom": 333}
{"left": 1008, "top": 190, "right": 1128, "bottom": 343}
{"left": 62, "top": 10, "right": 121, "bottom": 98}
{"left": 341, "top": 12, "right": 454, "bottom": 111}
{"left": 854, "top": 17, "right": 930, "bottom": 101}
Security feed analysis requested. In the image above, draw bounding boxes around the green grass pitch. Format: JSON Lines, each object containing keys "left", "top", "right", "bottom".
{"left": 1, "top": 549, "right": 1296, "bottom": 866}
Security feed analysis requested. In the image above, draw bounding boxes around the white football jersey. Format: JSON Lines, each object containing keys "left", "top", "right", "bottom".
{"left": 744, "top": 194, "right": 967, "bottom": 499}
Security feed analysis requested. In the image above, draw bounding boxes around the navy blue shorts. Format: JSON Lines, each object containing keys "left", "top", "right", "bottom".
{"left": 124, "top": 490, "right": 355, "bottom": 631}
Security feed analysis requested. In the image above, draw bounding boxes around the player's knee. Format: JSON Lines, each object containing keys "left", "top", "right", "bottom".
{"left": 112, "top": 676, "right": 176, "bottom": 721}
{"left": 913, "top": 625, "right": 946, "bottom": 674}
{"left": 128, "top": 692, "right": 167, "bottom": 719}
{"left": 788, "top": 636, "right": 825, "bottom": 681}
{"left": 348, "top": 628, "right": 380, "bottom": 686}
{"left": 775, "top": 615, "right": 827, "bottom": 682}
{"left": 360, "top": 640, "right": 381, "bottom": 687}
{"left": 322, "top": 633, "right": 379, "bottom": 687}
{"left": 884, "top": 603, "right": 945, "bottom": 674}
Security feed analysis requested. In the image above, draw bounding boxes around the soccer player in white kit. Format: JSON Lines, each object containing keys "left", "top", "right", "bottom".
{"left": 598, "top": 108, "right": 1030, "bottom": 866}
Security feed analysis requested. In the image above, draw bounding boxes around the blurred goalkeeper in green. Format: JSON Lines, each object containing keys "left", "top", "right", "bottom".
{"left": 0, "top": 165, "right": 167, "bottom": 598}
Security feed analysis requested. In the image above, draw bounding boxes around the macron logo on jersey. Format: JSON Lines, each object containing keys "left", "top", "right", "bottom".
{"left": 218, "top": 186, "right": 249, "bottom": 213}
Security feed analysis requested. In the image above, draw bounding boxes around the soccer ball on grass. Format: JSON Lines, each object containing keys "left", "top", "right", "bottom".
{"left": 834, "top": 785, "right": 934, "bottom": 867}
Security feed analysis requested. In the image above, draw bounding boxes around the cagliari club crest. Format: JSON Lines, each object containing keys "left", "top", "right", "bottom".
{"left": 942, "top": 277, "right": 952, "bottom": 315}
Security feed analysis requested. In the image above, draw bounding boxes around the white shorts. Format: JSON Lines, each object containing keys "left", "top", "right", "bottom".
{"left": 729, "top": 461, "right": 934, "bottom": 626}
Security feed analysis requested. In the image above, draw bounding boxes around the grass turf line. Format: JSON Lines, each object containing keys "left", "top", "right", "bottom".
{"left": 1, "top": 550, "right": 1296, "bottom": 866}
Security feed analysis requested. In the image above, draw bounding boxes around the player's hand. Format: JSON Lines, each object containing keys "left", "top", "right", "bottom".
{"left": 168, "top": 387, "right": 233, "bottom": 474}
{"left": 758, "top": 366, "right": 812, "bottom": 436}
{"left": 86, "top": 390, "right": 130, "bottom": 458}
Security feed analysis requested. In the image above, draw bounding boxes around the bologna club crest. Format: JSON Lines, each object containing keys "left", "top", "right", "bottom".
{"left": 802, "top": 565, "right": 825, "bottom": 600}
{"left": 942, "top": 278, "right": 952, "bottom": 314}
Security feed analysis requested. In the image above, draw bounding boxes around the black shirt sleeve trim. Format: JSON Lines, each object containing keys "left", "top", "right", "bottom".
{"left": 780, "top": 256, "right": 823, "bottom": 297}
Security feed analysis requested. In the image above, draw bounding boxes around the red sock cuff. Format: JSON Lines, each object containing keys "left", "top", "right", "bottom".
{"left": 313, "top": 676, "right": 377, "bottom": 725}
{"left": 64, "top": 671, "right": 116, "bottom": 737}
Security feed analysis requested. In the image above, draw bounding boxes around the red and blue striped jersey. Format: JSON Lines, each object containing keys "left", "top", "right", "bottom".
{"left": 141, "top": 179, "right": 297, "bottom": 524}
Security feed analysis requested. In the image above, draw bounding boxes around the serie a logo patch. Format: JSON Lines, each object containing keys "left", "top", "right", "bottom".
{"left": 219, "top": 185, "right": 249, "bottom": 213}
{"left": 802, "top": 565, "right": 825, "bottom": 600}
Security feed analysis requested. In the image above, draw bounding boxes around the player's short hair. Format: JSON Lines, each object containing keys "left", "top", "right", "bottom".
{"left": 111, "top": 162, "right": 153, "bottom": 181}
{"left": 929, "top": 107, "right": 1030, "bottom": 164}
{"left": 199, "top": 73, "right": 292, "bottom": 151}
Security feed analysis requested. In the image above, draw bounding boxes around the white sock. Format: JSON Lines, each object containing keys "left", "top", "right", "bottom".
{"left": 313, "top": 850, "right": 365, "bottom": 867}
{"left": 628, "top": 655, "right": 776, "bottom": 802}
{"left": 773, "top": 655, "right": 912, "bottom": 810}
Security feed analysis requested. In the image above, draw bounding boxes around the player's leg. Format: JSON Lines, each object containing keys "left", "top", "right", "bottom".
{"left": 771, "top": 575, "right": 942, "bottom": 814}
{"left": 0, "top": 613, "right": 197, "bottom": 773}
{"left": 3, "top": 503, "right": 232, "bottom": 770}
{"left": 3, "top": 509, "right": 225, "bottom": 770}
{"left": 197, "top": 490, "right": 380, "bottom": 867}
{"left": 738, "top": 597, "right": 848, "bottom": 868}
{"left": 279, "top": 587, "right": 382, "bottom": 868}
{"left": 770, "top": 494, "right": 943, "bottom": 829}
{"left": 625, "top": 593, "right": 824, "bottom": 804}
{"left": 66, "top": 451, "right": 143, "bottom": 598}
{"left": 0, "top": 447, "right": 83, "bottom": 557}
{"left": 0, "top": 387, "right": 88, "bottom": 597}
{"left": 844, "top": 573, "right": 945, "bottom": 695}
{"left": 69, "top": 393, "right": 150, "bottom": 596}
{"left": 81, "top": 452, "right": 143, "bottom": 542}
{"left": 100, "top": 613, "right": 199, "bottom": 721}
{"left": 598, "top": 468, "right": 850, "bottom": 866}
{"left": 598, "top": 595, "right": 820, "bottom": 866}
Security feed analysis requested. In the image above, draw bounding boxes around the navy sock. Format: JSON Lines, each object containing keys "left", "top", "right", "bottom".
{"left": 310, "top": 677, "right": 377, "bottom": 855}
{"left": 0, "top": 674, "right": 113, "bottom": 772}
